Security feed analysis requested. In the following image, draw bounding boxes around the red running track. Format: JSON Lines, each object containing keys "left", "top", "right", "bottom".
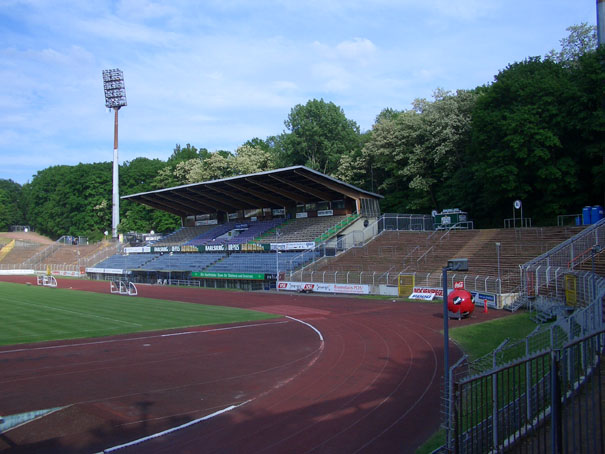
{"left": 0, "top": 277, "right": 509, "bottom": 453}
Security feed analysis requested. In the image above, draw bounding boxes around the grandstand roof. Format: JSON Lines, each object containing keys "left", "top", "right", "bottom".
{"left": 122, "top": 166, "right": 382, "bottom": 217}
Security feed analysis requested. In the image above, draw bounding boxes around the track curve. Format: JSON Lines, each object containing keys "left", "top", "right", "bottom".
{"left": 0, "top": 277, "right": 508, "bottom": 453}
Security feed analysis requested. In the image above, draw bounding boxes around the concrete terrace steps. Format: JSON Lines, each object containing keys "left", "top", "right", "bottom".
{"left": 309, "top": 227, "right": 585, "bottom": 290}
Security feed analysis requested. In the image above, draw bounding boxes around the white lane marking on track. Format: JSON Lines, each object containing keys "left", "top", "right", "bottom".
{"left": 101, "top": 399, "right": 253, "bottom": 453}
{"left": 285, "top": 316, "right": 324, "bottom": 342}
{"left": 0, "top": 295, "right": 142, "bottom": 327}
{"left": 0, "top": 320, "right": 290, "bottom": 355}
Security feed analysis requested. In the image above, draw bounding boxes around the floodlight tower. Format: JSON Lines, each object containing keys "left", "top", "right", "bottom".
{"left": 598, "top": 0, "right": 605, "bottom": 46}
{"left": 102, "top": 68, "right": 127, "bottom": 239}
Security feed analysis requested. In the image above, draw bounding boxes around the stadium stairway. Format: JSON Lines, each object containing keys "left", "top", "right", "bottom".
{"left": 0, "top": 240, "right": 15, "bottom": 262}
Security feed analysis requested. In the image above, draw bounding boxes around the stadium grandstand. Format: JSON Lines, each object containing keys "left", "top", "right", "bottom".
{"left": 77, "top": 165, "right": 605, "bottom": 309}
{"left": 0, "top": 231, "right": 119, "bottom": 275}
{"left": 85, "top": 166, "right": 381, "bottom": 289}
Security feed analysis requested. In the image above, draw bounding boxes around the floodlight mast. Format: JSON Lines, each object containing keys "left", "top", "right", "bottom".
{"left": 102, "top": 69, "right": 127, "bottom": 239}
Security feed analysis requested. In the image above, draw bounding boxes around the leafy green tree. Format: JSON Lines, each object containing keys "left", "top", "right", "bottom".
{"left": 119, "top": 158, "right": 179, "bottom": 234}
{"left": 546, "top": 23, "right": 597, "bottom": 64}
{"left": 466, "top": 57, "right": 581, "bottom": 225}
{"left": 167, "top": 143, "right": 210, "bottom": 163}
{"left": 276, "top": 99, "right": 362, "bottom": 174}
{"left": 563, "top": 46, "right": 605, "bottom": 209}
{"left": 403, "top": 89, "right": 477, "bottom": 210}
{"left": 231, "top": 144, "right": 276, "bottom": 175}
{"left": 24, "top": 163, "right": 112, "bottom": 238}
{"left": 0, "top": 179, "right": 24, "bottom": 231}
{"left": 345, "top": 90, "right": 477, "bottom": 213}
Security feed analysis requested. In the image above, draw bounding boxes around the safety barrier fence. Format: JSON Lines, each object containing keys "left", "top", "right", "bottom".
{"left": 451, "top": 331, "right": 603, "bottom": 453}
{"left": 443, "top": 271, "right": 605, "bottom": 453}
{"left": 0, "top": 263, "right": 79, "bottom": 272}
{"left": 282, "top": 269, "right": 510, "bottom": 294}
{"left": 519, "top": 218, "right": 604, "bottom": 306}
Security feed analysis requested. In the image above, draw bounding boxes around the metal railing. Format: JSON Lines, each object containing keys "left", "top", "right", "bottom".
{"left": 22, "top": 243, "right": 61, "bottom": 267}
{"left": 518, "top": 218, "right": 605, "bottom": 308}
{"left": 557, "top": 214, "right": 581, "bottom": 227}
{"left": 282, "top": 268, "right": 510, "bottom": 294}
{"left": 504, "top": 217, "right": 533, "bottom": 228}
{"left": 450, "top": 326, "right": 604, "bottom": 453}
{"left": 443, "top": 241, "right": 605, "bottom": 452}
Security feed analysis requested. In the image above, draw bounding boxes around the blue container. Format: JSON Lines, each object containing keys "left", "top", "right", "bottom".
{"left": 583, "top": 206, "right": 592, "bottom": 225}
{"left": 591, "top": 205, "right": 604, "bottom": 224}
{"left": 575, "top": 215, "right": 581, "bottom": 226}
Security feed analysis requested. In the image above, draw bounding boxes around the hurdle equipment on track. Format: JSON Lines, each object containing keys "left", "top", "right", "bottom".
{"left": 36, "top": 275, "right": 58, "bottom": 288}
{"left": 110, "top": 280, "right": 138, "bottom": 296}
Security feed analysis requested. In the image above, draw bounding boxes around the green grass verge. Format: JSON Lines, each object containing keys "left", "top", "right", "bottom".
{"left": 415, "top": 312, "right": 538, "bottom": 453}
{"left": 0, "top": 281, "right": 278, "bottom": 346}
{"left": 415, "top": 429, "right": 445, "bottom": 454}
{"left": 449, "top": 312, "right": 536, "bottom": 361}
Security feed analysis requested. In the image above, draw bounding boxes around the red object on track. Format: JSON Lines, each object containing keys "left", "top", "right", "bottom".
{"left": 447, "top": 289, "right": 475, "bottom": 318}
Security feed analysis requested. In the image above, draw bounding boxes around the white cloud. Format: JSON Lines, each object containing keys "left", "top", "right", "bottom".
{"left": 336, "top": 38, "right": 376, "bottom": 62}
{"left": 0, "top": 0, "right": 597, "bottom": 184}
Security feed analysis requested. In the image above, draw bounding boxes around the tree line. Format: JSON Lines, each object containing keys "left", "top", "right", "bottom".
{"left": 1, "top": 24, "right": 602, "bottom": 240}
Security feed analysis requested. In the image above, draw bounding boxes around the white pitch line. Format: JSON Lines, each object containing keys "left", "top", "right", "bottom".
{"left": 285, "top": 316, "right": 324, "bottom": 342}
{"left": 0, "top": 320, "right": 290, "bottom": 355}
{"left": 160, "top": 320, "right": 289, "bottom": 338}
{"left": 101, "top": 400, "right": 252, "bottom": 453}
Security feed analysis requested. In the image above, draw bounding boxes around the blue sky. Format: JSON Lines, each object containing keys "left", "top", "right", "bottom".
{"left": 0, "top": 0, "right": 597, "bottom": 184}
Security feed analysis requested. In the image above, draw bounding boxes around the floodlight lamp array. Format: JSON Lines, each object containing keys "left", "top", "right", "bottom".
{"left": 102, "top": 68, "right": 127, "bottom": 109}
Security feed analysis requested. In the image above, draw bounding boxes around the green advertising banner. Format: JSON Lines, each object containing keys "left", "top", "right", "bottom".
{"left": 191, "top": 271, "right": 266, "bottom": 280}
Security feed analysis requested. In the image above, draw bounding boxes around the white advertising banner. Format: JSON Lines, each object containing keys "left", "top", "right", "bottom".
{"left": 51, "top": 270, "right": 83, "bottom": 277}
{"left": 86, "top": 267, "right": 125, "bottom": 275}
{"left": 317, "top": 210, "right": 334, "bottom": 217}
{"left": 0, "top": 269, "right": 35, "bottom": 276}
{"left": 409, "top": 292, "right": 436, "bottom": 301}
{"left": 277, "top": 281, "right": 369, "bottom": 295}
{"left": 195, "top": 219, "right": 218, "bottom": 226}
{"left": 123, "top": 246, "right": 151, "bottom": 254}
{"left": 270, "top": 242, "right": 315, "bottom": 251}
{"left": 408, "top": 286, "right": 453, "bottom": 301}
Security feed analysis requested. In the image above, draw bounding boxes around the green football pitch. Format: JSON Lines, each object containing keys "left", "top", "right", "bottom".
{"left": 0, "top": 282, "right": 278, "bottom": 346}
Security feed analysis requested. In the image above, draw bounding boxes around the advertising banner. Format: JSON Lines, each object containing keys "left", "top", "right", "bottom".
{"left": 191, "top": 271, "right": 266, "bottom": 280}
{"left": 204, "top": 244, "right": 226, "bottom": 252}
{"left": 317, "top": 210, "right": 334, "bottom": 217}
{"left": 85, "top": 267, "right": 127, "bottom": 275}
{"left": 469, "top": 291, "right": 497, "bottom": 309}
{"left": 151, "top": 245, "right": 182, "bottom": 253}
{"left": 124, "top": 246, "right": 152, "bottom": 254}
{"left": 270, "top": 242, "right": 315, "bottom": 251}
{"left": 409, "top": 287, "right": 447, "bottom": 300}
{"left": 409, "top": 291, "right": 436, "bottom": 301}
{"left": 51, "top": 270, "right": 83, "bottom": 277}
{"left": 195, "top": 219, "right": 218, "bottom": 226}
{"left": 277, "top": 281, "right": 369, "bottom": 295}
